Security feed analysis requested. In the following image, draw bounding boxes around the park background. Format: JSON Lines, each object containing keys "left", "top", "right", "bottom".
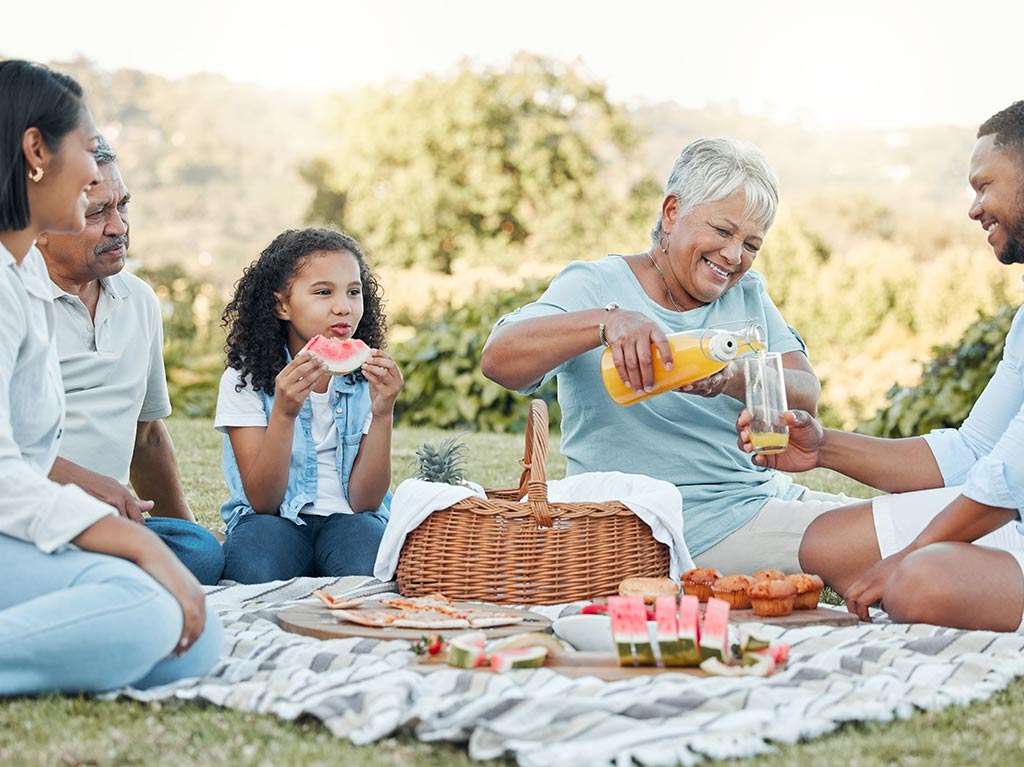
{"left": 6, "top": 0, "right": 1024, "bottom": 439}
{"left": 5, "top": 5, "right": 1024, "bottom": 765}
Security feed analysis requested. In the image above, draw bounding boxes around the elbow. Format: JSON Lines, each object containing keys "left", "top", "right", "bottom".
{"left": 480, "top": 341, "right": 512, "bottom": 388}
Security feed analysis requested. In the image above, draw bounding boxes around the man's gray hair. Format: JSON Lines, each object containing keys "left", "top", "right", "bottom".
{"left": 93, "top": 135, "right": 117, "bottom": 166}
{"left": 651, "top": 138, "right": 779, "bottom": 246}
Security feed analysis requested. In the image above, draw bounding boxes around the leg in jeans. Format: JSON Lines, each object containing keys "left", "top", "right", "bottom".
{"left": 146, "top": 517, "right": 225, "bottom": 585}
{"left": 222, "top": 513, "right": 315, "bottom": 583}
{"left": 0, "top": 534, "right": 222, "bottom": 694}
{"left": 313, "top": 511, "right": 388, "bottom": 576}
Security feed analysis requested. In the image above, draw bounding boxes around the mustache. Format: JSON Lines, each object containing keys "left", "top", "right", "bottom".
{"left": 95, "top": 236, "right": 128, "bottom": 256}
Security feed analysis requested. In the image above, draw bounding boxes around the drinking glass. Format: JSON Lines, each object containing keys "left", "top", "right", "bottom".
{"left": 743, "top": 352, "right": 789, "bottom": 455}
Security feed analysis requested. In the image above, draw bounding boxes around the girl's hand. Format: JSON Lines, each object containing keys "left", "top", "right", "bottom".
{"left": 273, "top": 351, "right": 329, "bottom": 417}
{"left": 736, "top": 408, "right": 823, "bottom": 471}
{"left": 134, "top": 540, "right": 208, "bottom": 656}
{"left": 362, "top": 350, "right": 403, "bottom": 416}
{"left": 602, "top": 309, "right": 673, "bottom": 394}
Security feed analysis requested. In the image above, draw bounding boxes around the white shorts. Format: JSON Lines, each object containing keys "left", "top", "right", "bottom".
{"left": 872, "top": 485, "right": 1024, "bottom": 632}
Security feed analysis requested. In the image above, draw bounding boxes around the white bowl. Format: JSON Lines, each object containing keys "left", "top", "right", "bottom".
{"left": 552, "top": 614, "right": 658, "bottom": 653}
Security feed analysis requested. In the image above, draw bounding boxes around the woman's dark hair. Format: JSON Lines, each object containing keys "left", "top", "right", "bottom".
{"left": 0, "top": 60, "right": 87, "bottom": 231}
{"left": 223, "top": 227, "right": 388, "bottom": 395}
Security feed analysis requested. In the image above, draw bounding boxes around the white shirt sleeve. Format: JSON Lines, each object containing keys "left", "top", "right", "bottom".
{"left": 214, "top": 367, "right": 269, "bottom": 432}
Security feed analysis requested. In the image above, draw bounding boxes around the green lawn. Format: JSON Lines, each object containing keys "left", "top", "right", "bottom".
{"left": 3, "top": 416, "right": 1022, "bottom": 767}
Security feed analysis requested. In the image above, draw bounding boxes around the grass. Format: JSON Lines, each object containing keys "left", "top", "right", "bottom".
{"left": 3, "top": 416, "right": 1023, "bottom": 767}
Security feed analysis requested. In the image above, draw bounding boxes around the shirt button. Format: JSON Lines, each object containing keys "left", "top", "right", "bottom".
{"left": 335, "top": 407, "right": 343, "bottom": 414}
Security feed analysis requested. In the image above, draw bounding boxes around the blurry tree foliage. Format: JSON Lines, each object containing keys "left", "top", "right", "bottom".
{"left": 304, "top": 54, "right": 658, "bottom": 274}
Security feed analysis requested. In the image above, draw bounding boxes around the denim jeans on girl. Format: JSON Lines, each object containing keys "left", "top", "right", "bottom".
{"left": 221, "top": 511, "right": 388, "bottom": 584}
{"left": 0, "top": 534, "right": 223, "bottom": 695}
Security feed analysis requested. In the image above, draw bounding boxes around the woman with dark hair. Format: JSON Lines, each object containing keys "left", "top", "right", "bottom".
{"left": 0, "top": 60, "right": 222, "bottom": 694}
{"left": 216, "top": 227, "right": 401, "bottom": 583}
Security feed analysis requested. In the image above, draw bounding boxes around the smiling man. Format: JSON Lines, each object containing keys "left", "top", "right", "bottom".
{"left": 747, "top": 101, "right": 1024, "bottom": 632}
{"left": 37, "top": 137, "right": 223, "bottom": 584}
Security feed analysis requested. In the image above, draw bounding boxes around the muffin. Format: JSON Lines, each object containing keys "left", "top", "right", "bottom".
{"left": 711, "top": 574, "right": 754, "bottom": 609}
{"left": 751, "top": 569, "right": 787, "bottom": 582}
{"left": 787, "top": 573, "right": 825, "bottom": 610}
{"left": 618, "top": 576, "right": 679, "bottom": 604}
{"left": 680, "top": 568, "right": 722, "bottom": 603}
{"left": 748, "top": 579, "right": 798, "bottom": 617}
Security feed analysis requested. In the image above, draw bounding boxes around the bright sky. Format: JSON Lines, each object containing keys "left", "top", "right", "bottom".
{"left": 4, "top": 0, "right": 1020, "bottom": 129}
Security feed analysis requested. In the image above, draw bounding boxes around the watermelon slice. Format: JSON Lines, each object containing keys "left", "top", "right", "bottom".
{"left": 676, "top": 595, "right": 703, "bottom": 666}
{"left": 446, "top": 631, "right": 487, "bottom": 669}
{"left": 654, "top": 596, "right": 687, "bottom": 667}
{"left": 607, "top": 596, "right": 635, "bottom": 666}
{"left": 301, "top": 334, "right": 372, "bottom": 375}
{"left": 489, "top": 646, "right": 548, "bottom": 672}
{"left": 700, "top": 597, "right": 732, "bottom": 663}
{"left": 625, "top": 597, "right": 656, "bottom": 666}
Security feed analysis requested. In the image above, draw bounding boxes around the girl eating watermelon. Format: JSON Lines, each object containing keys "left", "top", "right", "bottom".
{"left": 216, "top": 227, "right": 402, "bottom": 583}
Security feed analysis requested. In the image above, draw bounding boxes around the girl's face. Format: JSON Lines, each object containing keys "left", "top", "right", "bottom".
{"left": 275, "top": 249, "right": 365, "bottom": 357}
{"left": 29, "top": 106, "right": 101, "bottom": 235}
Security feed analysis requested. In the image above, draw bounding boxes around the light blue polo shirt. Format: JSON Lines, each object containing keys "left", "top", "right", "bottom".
{"left": 496, "top": 256, "right": 808, "bottom": 555}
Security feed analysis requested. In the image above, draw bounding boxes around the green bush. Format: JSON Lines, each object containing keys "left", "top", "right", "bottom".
{"left": 858, "top": 304, "right": 1016, "bottom": 437}
{"left": 393, "top": 278, "right": 559, "bottom": 432}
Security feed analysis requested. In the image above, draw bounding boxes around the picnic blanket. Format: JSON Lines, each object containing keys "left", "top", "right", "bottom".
{"left": 117, "top": 576, "right": 1024, "bottom": 767}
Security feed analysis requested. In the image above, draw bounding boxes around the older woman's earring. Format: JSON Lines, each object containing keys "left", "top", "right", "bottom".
{"left": 659, "top": 235, "right": 669, "bottom": 254}
{"left": 28, "top": 166, "right": 44, "bottom": 183}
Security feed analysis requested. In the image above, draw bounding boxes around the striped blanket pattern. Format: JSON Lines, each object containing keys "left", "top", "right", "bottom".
{"left": 118, "top": 576, "right": 1024, "bottom": 767}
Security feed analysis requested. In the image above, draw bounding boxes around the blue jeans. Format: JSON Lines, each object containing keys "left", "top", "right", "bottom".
{"left": 146, "top": 517, "right": 224, "bottom": 585}
{"left": 222, "top": 511, "right": 388, "bottom": 584}
{"left": 0, "top": 534, "right": 223, "bottom": 695}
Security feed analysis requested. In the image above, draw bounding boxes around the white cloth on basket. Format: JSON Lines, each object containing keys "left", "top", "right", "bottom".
{"left": 374, "top": 471, "right": 693, "bottom": 582}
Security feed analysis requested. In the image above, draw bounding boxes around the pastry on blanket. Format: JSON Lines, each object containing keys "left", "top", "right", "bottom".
{"left": 748, "top": 579, "right": 797, "bottom": 617}
{"left": 751, "top": 569, "right": 786, "bottom": 582}
{"left": 618, "top": 576, "right": 679, "bottom": 604}
{"left": 679, "top": 568, "right": 722, "bottom": 603}
{"left": 786, "top": 573, "right": 825, "bottom": 609}
{"left": 711, "top": 574, "right": 754, "bottom": 609}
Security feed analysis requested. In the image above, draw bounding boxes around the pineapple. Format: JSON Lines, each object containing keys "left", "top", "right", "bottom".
{"left": 412, "top": 435, "right": 469, "bottom": 485}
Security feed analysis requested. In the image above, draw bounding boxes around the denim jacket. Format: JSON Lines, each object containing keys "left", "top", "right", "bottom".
{"left": 219, "top": 371, "right": 386, "bottom": 530}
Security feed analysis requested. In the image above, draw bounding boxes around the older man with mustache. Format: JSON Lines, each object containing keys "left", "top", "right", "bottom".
{"left": 37, "top": 137, "right": 223, "bottom": 584}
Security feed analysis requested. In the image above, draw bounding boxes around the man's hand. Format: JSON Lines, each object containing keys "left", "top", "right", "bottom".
{"left": 50, "top": 457, "right": 152, "bottom": 523}
{"left": 843, "top": 550, "right": 910, "bottom": 622}
{"left": 736, "top": 409, "right": 824, "bottom": 471}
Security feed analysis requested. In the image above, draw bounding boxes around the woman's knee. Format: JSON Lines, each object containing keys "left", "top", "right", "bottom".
{"left": 315, "top": 512, "right": 386, "bottom": 576}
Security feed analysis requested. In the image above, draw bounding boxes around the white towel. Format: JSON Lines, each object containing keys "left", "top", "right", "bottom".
{"left": 374, "top": 472, "right": 693, "bottom": 581}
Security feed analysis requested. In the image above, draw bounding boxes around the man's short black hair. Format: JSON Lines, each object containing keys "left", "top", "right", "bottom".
{"left": 978, "top": 101, "right": 1024, "bottom": 162}
{"left": 0, "top": 60, "right": 87, "bottom": 231}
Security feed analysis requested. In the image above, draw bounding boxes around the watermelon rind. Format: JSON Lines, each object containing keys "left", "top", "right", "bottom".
{"left": 489, "top": 646, "right": 548, "bottom": 672}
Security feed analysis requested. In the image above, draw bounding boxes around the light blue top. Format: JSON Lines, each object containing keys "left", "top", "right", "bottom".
{"left": 924, "top": 304, "right": 1024, "bottom": 517}
{"left": 495, "top": 256, "right": 808, "bottom": 555}
{"left": 215, "top": 363, "right": 387, "bottom": 531}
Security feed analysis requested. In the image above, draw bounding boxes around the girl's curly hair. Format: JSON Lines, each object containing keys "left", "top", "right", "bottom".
{"left": 222, "top": 227, "right": 388, "bottom": 395}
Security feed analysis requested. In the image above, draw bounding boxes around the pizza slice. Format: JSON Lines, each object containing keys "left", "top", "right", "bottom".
{"left": 389, "top": 610, "right": 471, "bottom": 629}
{"left": 464, "top": 610, "right": 525, "bottom": 628}
{"left": 331, "top": 608, "right": 399, "bottom": 628}
{"left": 313, "top": 590, "right": 366, "bottom": 610}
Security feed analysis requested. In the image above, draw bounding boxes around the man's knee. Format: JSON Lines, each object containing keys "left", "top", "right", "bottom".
{"left": 883, "top": 546, "right": 948, "bottom": 623}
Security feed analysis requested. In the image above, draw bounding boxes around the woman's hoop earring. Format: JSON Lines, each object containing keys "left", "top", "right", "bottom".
{"left": 28, "top": 166, "right": 44, "bottom": 183}
{"left": 659, "top": 235, "right": 669, "bottom": 254}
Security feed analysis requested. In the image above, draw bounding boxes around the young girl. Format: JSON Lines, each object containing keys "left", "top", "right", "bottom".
{"left": 0, "top": 60, "right": 220, "bottom": 694}
{"left": 217, "top": 227, "right": 402, "bottom": 584}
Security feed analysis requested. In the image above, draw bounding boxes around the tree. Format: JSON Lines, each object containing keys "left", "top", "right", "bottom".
{"left": 305, "top": 54, "right": 656, "bottom": 274}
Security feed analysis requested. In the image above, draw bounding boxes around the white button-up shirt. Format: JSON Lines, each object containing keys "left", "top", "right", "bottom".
{"left": 0, "top": 242, "right": 114, "bottom": 552}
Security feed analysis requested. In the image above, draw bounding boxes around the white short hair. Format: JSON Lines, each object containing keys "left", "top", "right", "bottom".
{"left": 651, "top": 138, "right": 779, "bottom": 245}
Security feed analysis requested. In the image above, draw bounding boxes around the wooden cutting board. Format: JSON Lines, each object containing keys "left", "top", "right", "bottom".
{"left": 414, "top": 650, "right": 710, "bottom": 680}
{"left": 724, "top": 605, "right": 857, "bottom": 627}
{"left": 276, "top": 601, "right": 552, "bottom": 642}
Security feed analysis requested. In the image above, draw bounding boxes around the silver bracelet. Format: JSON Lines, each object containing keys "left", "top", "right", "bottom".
{"left": 598, "top": 302, "right": 619, "bottom": 347}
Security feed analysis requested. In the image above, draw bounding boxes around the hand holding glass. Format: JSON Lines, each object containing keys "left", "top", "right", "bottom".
{"left": 744, "top": 352, "right": 789, "bottom": 454}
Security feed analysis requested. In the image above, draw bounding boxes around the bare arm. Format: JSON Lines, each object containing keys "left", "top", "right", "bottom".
{"left": 49, "top": 457, "right": 153, "bottom": 523}
{"left": 130, "top": 420, "right": 193, "bottom": 521}
{"left": 347, "top": 350, "right": 403, "bottom": 512}
{"left": 817, "top": 429, "right": 943, "bottom": 493}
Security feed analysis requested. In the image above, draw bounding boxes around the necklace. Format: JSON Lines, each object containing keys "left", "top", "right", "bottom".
{"left": 646, "top": 250, "right": 683, "bottom": 312}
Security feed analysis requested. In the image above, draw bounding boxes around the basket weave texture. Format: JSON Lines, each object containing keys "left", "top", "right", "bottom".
{"left": 395, "top": 400, "right": 670, "bottom": 604}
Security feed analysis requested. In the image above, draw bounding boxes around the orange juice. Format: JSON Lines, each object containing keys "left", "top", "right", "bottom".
{"left": 601, "top": 326, "right": 765, "bottom": 406}
{"left": 748, "top": 431, "right": 789, "bottom": 454}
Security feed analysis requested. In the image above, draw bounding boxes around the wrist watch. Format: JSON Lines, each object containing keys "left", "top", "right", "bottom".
{"left": 598, "top": 302, "right": 620, "bottom": 347}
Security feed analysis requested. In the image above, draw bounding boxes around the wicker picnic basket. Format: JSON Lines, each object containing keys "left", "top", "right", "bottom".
{"left": 395, "top": 399, "right": 670, "bottom": 604}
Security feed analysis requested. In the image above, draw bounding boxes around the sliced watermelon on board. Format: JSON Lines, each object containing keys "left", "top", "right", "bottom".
{"left": 301, "top": 335, "right": 372, "bottom": 375}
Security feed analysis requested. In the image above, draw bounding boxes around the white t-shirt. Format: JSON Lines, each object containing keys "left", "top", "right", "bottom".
{"left": 51, "top": 271, "right": 171, "bottom": 484}
{"left": 215, "top": 368, "right": 372, "bottom": 516}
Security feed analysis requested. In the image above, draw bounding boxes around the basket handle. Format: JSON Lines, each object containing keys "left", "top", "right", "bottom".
{"left": 516, "top": 399, "right": 553, "bottom": 528}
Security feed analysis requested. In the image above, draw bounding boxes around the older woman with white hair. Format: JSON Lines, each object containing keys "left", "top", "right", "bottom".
{"left": 482, "top": 138, "right": 859, "bottom": 574}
